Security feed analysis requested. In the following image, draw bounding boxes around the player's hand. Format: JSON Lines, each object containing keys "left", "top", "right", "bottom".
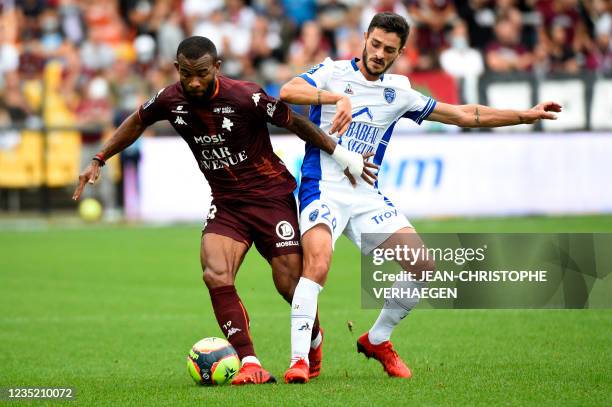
{"left": 344, "top": 152, "right": 379, "bottom": 187}
{"left": 72, "top": 161, "right": 102, "bottom": 201}
{"left": 522, "top": 101, "right": 562, "bottom": 123}
{"left": 329, "top": 96, "right": 352, "bottom": 135}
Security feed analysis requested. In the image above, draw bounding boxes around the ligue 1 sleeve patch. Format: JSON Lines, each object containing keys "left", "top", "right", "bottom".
{"left": 142, "top": 87, "right": 166, "bottom": 110}
{"left": 142, "top": 96, "right": 155, "bottom": 110}
{"left": 307, "top": 63, "right": 324, "bottom": 75}
{"left": 384, "top": 88, "right": 396, "bottom": 104}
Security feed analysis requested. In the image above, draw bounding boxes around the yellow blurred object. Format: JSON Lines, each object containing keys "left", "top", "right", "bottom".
{"left": 0, "top": 131, "right": 43, "bottom": 188}
{"left": 46, "top": 131, "right": 81, "bottom": 187}
{"left": 113, "top": 41, "right": 137, "bottom": 63}
{"left": 22, "top": 80, "right": 42, "bottom": 112}
{"left": 78, "top": 198, "right": 103, "bottom": 222}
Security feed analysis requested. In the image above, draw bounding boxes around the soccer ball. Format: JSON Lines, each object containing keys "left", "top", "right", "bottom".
{"left": 187, "top": 337, "right": 240, "bottom": 386}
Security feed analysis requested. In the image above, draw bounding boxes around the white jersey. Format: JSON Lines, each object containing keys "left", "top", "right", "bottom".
{"left": 295, "top": 58, "right": 437, "bottom": 253}
{"left": 298, "top": 57, "right": 436, "bottom": 187}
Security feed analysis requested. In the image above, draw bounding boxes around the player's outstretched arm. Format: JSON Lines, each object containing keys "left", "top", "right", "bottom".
{"left": 284, "top": 110, "right": 378, "bottom": 186}
{"left": 280, "top": 77, "right": 352, "bottom": 135}
{"left": 72, "top": 111, "right": 147, "bottom": 200}
{"left": 426, "top": 101, "right": 562, "bottom": 128}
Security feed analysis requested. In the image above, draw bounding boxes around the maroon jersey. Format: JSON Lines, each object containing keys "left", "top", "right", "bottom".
{"left": 138, "top": 77, "right": 296, "bottom": 200}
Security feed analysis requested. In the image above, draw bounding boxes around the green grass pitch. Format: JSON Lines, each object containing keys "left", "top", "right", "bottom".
{"left": 1, "top": 215, "right": 611, "bottom": 406}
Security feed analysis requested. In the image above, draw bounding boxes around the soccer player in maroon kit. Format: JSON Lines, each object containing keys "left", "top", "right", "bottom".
{"left": 73, "top": 36, "right": 376, "bottom": 384}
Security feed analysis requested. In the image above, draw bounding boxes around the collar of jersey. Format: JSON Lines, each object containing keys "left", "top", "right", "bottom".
{"left": 211, "top": 78, "right": 220, "bottom": 99}
{"left": 351, "top": 58, "right": 385, "bottom": 82}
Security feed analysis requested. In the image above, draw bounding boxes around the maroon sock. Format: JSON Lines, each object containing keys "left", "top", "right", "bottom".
{"left": 208, "top": 285, "right": 255, "bottom": 360}
{"left": 312, "top": 310, "right": 321, "bottom": 342}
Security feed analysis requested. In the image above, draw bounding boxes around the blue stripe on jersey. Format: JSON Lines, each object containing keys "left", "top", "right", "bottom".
{"left": 372, "top": 120, "right": 398, "bottom": 189}
{"left": 352, "top": 107, "right": 373, "bottom": 120}
{"left": 351, "top": 58, "right": 359, "bottom": 71}
{"left": 299, "top": 104, "right": 322, "bottom": 212}
{"left": 402, "top": 97, "right": 437, "bottom": 124}
{"left": 298, "top": 177, "right": 321, "bottom": 213}
{"left": 310, "top": 104, "right": 322, "bottom": 126}
{"left": 298, "top": 73, "right": 317, "bottom": 88}
{"left": 373, "top": 120, "right": 398, "bottom": 167}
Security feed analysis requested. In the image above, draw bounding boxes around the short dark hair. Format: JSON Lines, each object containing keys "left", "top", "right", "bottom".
{"left": 176, "top": 36, "right": 218, "bottom": 61}
{"left": 367, "top": 12, "right": 410, "bottom": 48}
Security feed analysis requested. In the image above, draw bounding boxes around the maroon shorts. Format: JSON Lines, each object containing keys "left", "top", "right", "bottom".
{"left": 203, "top": 193, "right": 301, "bottom": 261}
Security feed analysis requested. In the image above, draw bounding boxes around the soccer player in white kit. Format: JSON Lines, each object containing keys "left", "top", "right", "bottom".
{"left": 281, "top": 12, "right": 562, "bottom": 383}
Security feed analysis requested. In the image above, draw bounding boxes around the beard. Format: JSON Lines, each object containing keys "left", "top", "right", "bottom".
{"left": 181, "top": 77, "right": 217, "bottom": 103}
{"left": 362, "top": 47, "right": 396, "bottom": 77}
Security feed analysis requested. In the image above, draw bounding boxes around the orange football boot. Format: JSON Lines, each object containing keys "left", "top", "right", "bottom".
{"left": 308, "top": 328, "right": 324, "bottom": 378}
{"left": 231, "top": 362, "right": 276, "bottom": 385}
{"left": 357, "top": 332, "right": 412, "bottom": 378}
{"left": 284, "top": 358, "right": 310, "bottom": 384}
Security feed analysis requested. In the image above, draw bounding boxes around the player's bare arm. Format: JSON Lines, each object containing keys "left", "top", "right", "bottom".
{"left": 284, "top": 110, "right": 378, "bottom": 186}
{"left": 280, "top": 77, "right": 352, "bottom": 135}
{"left": 427, "top": 101, "right": 563, "bottom": 128}
{"left": 72, "top": 111, "right": 147, "bottom": 200}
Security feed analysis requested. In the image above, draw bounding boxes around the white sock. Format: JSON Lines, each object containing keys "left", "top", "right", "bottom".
{"left": 241, "top": 356, "right": 261, "bottom": 366}
{"left": 310, "top": 331, "right": 322, "bottom": 349}
{"left": 290, "top": 277, "right": 322, "bottom": 367}
{"left": 368, "top": 280, "right": 425, "bottom": 345}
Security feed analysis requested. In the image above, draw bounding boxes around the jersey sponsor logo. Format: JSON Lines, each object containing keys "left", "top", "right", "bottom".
{"left": 214, "top": 106, "right": 235, "bottom": 114}
{"left": 307, "top": 63, "right": 324, "bottom": 74}
{"left": 266, "top": 101, "right": 277, "bottom": 118}
{"left": 222, "top": 117, "right": 234, "bottom": 131}
{"left": 172, "top": 105, "right": 188, "bottom": 114}
{"left": 370, "top": 208, "right": 398, "bottom": 225}
{"left": 174, "top": 116, "right": 187, "bottom": 125}
{"left": 252, "top": 92, "right": 261, "bottom": 106}
{"left": 276, "top": 240, "right": 299, "bottom": 248}
{"left": 194, "top": 134, "right": 226, "bottom": 144}
{"left": 275, "top": 220, "right": 295, "bottom": 240}
{"left": 344, "top": 83, "right": 354, "bottom": 95}
{"left": 309, "top": 209, "right": 319, "bottom": 222}
{"left": 384, "top": 88, "right": 396, "bottom": 104}
{"left": 343, "top": 121, "right": 381, "bottom": 155}
{"left": 200, "top": 147, "right": 248, "bottom": 170}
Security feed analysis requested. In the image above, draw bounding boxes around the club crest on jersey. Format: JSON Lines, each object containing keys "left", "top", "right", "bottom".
{"left": 384, "top": 88, "right": 396, "bottom": 104}
{"left": 222, "top": 117, "right": 233, "bottom": 131}
{"left": 344, "top": 83, "right": 354, "bottom": 95}
{"left": 309, "top": 209, "right": 319, "bottom": 222}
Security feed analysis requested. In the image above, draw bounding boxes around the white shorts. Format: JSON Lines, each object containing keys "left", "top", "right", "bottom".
{"left": 298, "top": 178, "right": 412, "bottom": 254}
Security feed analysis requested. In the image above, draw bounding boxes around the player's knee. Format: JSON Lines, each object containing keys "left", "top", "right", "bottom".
{"left": 271, "top": 256, "right": 300, "bottom": 303}
{"left": 303, "top": 252, "right": 330, "bottom": 284}
{"left": 202, "top": 266, "right": 233, "bottom": 288}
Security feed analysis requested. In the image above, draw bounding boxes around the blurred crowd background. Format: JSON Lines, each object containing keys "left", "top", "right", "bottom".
{"left": 0, "top": 0, "right": 610, "bottom": 214}
{"left": 1, "top": 0, "right": 611, "bottom": 129}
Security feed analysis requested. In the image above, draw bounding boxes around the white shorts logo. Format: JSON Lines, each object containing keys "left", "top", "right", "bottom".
{"left": 276, "top": 221, "right": 295, "bottom": 240}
